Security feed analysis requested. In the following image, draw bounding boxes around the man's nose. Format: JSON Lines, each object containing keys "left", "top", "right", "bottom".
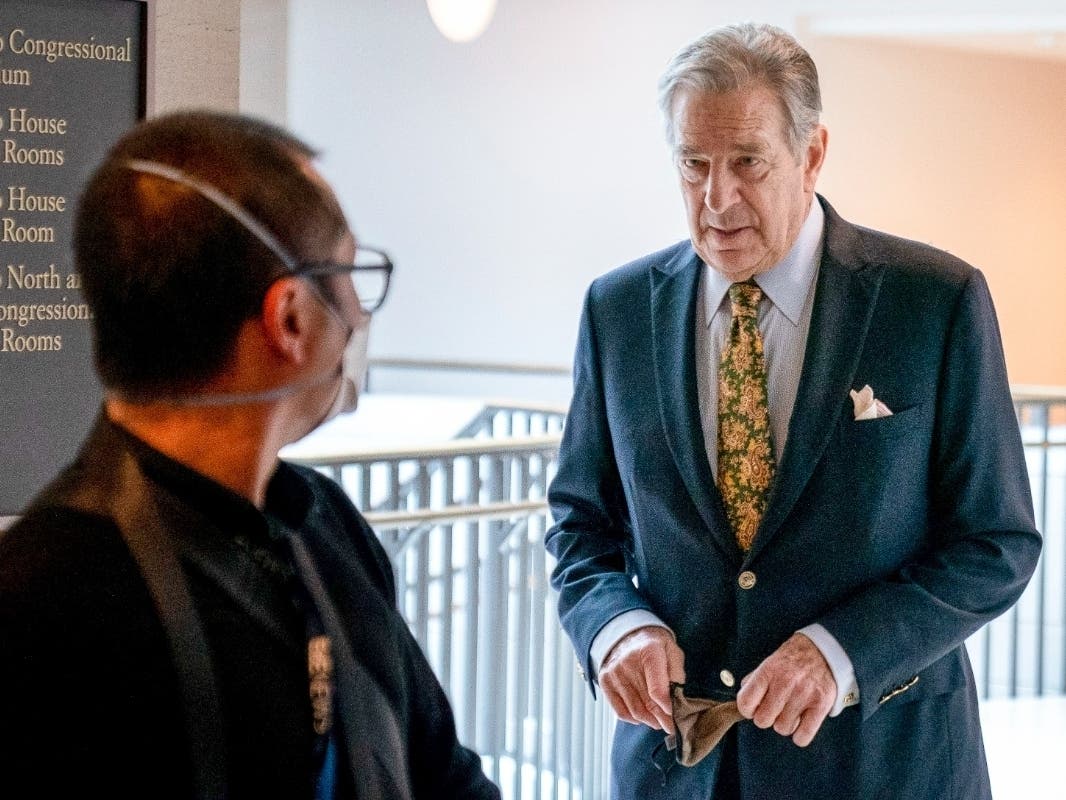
{"left": 703, "top": 169, "right": 738, "bottom": 215}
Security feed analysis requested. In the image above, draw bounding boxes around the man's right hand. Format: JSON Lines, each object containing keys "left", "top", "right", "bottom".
{"left": 598, "top": 626, "right": 686, "bottom": 731}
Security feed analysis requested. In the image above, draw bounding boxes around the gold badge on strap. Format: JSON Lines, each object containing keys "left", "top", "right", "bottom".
{"left": 308, "top": 635, "right": 334, "bottom": 735}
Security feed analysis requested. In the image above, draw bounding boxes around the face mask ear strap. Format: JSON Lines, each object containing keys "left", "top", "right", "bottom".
{"left": 123, "top": 158, "right": 348, "bottom": 322}
{"left": 123, "top": 158, "right": 299, "bottom": 274}
{"left": 114, "top": 158, "right": 366, "bottom": 415}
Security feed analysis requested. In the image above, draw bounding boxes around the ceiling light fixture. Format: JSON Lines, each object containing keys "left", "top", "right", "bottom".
{"left": 426, "top": 0, "right": 497, "bottom": 44}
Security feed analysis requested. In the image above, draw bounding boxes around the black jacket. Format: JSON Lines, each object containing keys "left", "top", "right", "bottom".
{"left": 0, "top": 414, "right": 499, "bottom": 800}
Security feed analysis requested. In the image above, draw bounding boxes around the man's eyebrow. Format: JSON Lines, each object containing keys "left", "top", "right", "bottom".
{"left": 735, "top": 139, "right": 770, "bottom": 155}
{"left": 675, "top": 138, "right": 771, "bottom": 157}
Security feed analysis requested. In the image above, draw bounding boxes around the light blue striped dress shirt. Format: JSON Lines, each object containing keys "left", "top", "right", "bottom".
{"left": 695, "top": 197, "right": 823, "bottom": 479}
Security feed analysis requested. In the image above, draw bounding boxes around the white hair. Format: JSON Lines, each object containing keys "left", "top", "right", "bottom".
{"left": 658, "top": 22, "right": 822, "bottom": 157}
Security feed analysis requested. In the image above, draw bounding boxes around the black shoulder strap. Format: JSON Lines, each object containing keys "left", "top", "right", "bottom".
{"left": 68, "top": 451, "right": 228, "bottom": 800}
{"left": 286, "top": 531, "right": 413, "bottom": 800}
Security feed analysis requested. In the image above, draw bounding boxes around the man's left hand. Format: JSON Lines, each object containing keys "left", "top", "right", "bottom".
{"left": 736, "top": 632, "right": 836, "bottom": 748}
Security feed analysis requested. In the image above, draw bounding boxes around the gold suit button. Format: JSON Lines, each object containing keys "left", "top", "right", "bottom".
{"left": 720, "top": 669, "right": 736, "bottom": 688}
{"left": 738, "top": 570, "right": 757, "bottom": 590}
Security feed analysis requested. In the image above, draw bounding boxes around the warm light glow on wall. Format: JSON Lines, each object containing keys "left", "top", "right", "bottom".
{"left": 426, "top": 0, "right": 497, "bottom": 43}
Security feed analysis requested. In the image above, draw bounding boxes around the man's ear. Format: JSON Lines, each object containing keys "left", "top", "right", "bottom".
{"left": 260, "top": 277, "right": 315, "bottom": 365}
{"left": 802, "top": 124, "right": 828, "bottom": 192}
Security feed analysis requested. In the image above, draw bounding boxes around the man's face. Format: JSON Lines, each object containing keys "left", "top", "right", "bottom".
{"left": 324, "top": 231, "right": 362, "bottom": 325}
{"left": 297, "top": 158, "right": 363, "bottom": 330}
{"left": 284, "top": 226, "right": 368, "bottom": 444}
{"left": 672, "top": 84, "right": 826, "bottom": 281}
{"left": 315, "top": 229, "right": 366, "bottom": 398}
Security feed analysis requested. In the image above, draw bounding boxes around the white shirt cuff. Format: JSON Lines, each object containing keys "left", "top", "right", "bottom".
{"left": 589, "top": 610, "right": 672, "bottom": 677}
{"left": 799, "top": 623, "right": 859, "bottom": 716}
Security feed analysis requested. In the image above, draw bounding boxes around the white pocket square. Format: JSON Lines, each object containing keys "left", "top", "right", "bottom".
{"left": 849, "top": 385, "right": 893, "bottom": 420}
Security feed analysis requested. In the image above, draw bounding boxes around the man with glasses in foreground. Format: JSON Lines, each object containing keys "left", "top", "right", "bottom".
{"left": 0, "top": 111, "right": 500, "bottom": 800}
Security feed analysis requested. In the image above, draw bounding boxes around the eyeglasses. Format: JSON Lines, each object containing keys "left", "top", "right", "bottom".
{"left": 296, "top": 246, "right": 394, "bottom": 314}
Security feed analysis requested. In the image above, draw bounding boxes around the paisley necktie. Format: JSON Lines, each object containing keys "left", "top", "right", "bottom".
{"left": 717, "top": 280, "right": 775, "bottom": 551}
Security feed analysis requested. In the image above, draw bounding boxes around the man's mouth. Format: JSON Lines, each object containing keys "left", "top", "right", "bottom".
{"left": 706, "top": 225, "right": 751, "bottom": 243}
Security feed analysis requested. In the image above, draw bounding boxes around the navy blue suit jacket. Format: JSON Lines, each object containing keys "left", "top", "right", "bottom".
{"left": 546, "top": 197, "right": 1041, "bottom": 799}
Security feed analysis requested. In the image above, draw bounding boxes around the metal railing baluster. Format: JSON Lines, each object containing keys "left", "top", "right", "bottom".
{"left": 465, "top": 515, "right": 480, "bottom": 748}
{"left": 531, "top": 521, "right": 548, "bottom": 798}
{"left": 1036, "top": 408, "right": 1051, "bottom": 694}
{"left": 441, "top": 461, "right": 455, "bottom": 693}
{"left": 550, "top": 619, "right": 564, "bottom": 800}
{"left": 1061, "top": 449, "right": 1066, "bottom": 694}
{"left": 412, "top": 461, "right": 431, "bottom": 650}
{"left": 358, "top": 463, "right": 370, "bottom": 515}
{"left": 514, "top": 524, "right": 532, "bottom": 800}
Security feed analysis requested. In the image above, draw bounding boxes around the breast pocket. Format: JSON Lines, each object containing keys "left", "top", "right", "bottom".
{"left": 830, "top": 401, "right": 932, "bottom": 512}
{"left": 843, "top": 402, "right": 924, "bottom": 446}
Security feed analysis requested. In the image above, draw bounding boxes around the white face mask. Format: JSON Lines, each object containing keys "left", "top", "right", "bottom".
{"left": 120, "top": 159, "right": 371, "bottom": 426}
{"left": 321, "top": 314, "right": 370, "bottom": 423}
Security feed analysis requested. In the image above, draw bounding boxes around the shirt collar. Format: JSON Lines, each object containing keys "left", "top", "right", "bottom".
{"left": 114, "top": 418, "right": 313, "bottom": 538}
{"left": 702, "top": 197, "right": 825, "bottom": 327}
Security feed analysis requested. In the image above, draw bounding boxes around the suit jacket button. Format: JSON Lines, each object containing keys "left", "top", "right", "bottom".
{"left": 720, "top": 669, "right": 736, "bottom": 688}
{"left": 738, "top": 570, "right": 757, "bottom": 590}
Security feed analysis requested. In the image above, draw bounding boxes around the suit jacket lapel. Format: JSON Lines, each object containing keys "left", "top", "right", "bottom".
{"left": 651, "top": 246, "right": 737, "bottom": 558}
{"left": 749, "top": 202, "right": 884, "bottom": 559}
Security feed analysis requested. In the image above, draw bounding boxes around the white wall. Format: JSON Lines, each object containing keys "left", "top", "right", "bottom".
{"left": 239, "top": 0, "right": 287, "bottom": 121}
{"left": 286, "top": 0, "right": 697, "bottom": 375}
{"left": 278, "top": 0, "right": 1066, "bottom": 388}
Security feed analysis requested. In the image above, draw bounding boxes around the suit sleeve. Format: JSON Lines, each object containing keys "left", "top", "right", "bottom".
{"left": 817, "top": 270, "right": 1041, "bottom": 720}
{"left": 315, "top": 474, "right": 397, "bottom": 599}
{"left": 546, "top": 286, "right": 653, "bottom": 681}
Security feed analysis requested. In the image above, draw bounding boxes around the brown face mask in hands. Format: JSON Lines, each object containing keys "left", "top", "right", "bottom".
{"left": 663, "top": 682, "right": 746, "bottom": 767}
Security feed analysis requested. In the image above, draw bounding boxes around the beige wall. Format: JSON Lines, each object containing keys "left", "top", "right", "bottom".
{"left": 811, "top": 36, "right": 1066, "bottom": 386}
{"left": 150, "top": 0, "right": 241, "bottom": 113}
{"left": 238, "top": 0, "right": 287, "bottom": 123}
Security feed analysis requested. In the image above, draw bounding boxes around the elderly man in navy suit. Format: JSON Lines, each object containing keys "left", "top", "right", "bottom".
{"left": 546, "top": 22, "right": 1040, "bottom": 799}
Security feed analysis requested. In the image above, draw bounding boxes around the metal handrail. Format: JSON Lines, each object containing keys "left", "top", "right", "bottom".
{"left": 365, "top": 499, "right": 548, "bottom": 528}
{"left": 455, "top": 402, "right": 568, "bottom": 436}
{"left": 1011, "top": 384, "right": 1066, "bottom": 401}
{"left": 284, "top": 434, "right": 561, "bottom": 466}
{"left": 369, "top": 355, "right": 571, "bottom": 377}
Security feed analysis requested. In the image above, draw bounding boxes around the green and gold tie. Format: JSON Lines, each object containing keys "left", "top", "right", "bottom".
{"left": 717, "top": 280, "right": 775, "bottom": 551}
